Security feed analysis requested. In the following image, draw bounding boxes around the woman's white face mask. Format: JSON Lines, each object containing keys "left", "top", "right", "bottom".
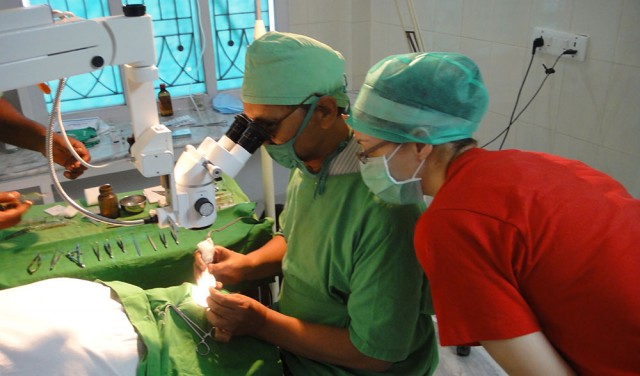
{"left": 359, "top": 144, "right": 425, "bottom": 205}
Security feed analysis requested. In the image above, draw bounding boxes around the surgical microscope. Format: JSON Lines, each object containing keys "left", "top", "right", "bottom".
{"left": 0, "top": 4, "right": 268, "bottom": 230}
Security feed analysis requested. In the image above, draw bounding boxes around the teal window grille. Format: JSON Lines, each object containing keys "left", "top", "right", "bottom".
{"left": 29, "top": 0, "right": 271, "bottom": 114}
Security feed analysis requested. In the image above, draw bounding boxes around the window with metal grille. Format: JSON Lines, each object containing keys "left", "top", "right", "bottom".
{"left": 28, "top": 0, "right": 272, "bottom": 114}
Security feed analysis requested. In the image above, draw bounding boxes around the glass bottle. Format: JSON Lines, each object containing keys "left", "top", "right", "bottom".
{"left": 98, "top": 184, "right": 120, "bottom": 219}
{"left": 158, "top": 83, "right": 174, "bottom": 117}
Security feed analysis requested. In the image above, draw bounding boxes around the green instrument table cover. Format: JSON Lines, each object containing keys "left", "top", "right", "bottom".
{"left": 0, "top": 177, "right": 282, "bottom": 375}
{"left": 0, "top": 177, "right": 275, "bottom": 291}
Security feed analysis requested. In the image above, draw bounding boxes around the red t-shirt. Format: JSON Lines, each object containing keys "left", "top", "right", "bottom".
{"left": 415, "top": 148, "right": 640, "bottom": 375}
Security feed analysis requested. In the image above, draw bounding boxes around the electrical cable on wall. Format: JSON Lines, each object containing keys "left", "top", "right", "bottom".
{"left": 482, "top": 37, "right": 576, "bottom": 149}
{"left": 394, "top": 0, "right": 425, "bottom": 52}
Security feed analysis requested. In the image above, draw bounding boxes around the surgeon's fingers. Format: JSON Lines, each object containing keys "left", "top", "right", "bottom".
{"left": 214, "top": 327, "right": 232, "bottom": 342}
{"left": 205, "top": 291, "right": 240, "bottom": 329}
{"left": 193, "top": 250, "right": 208, "bottom": 282}
{"left": 69, "top": 138, "right": 91, "bottom": 163}
{"left": 206, "top": 289, "right": 235, "bottom": 317}
{"left": 63, "top": 168, "right": 86, "bottom": 180}
{"left": 0, "top": 191, "right": 20, "bottom": 204}
{"left": 204, "top": 306, "right": 233, "bottom": 342}
{"left": 0, "top": 201, "right": 32, "bottom": 229}
{"left": 193, "top": 249, "right": 207, "bottom": 269}
{"left": 61, "top": 151, "right": 89, "bottom": 180}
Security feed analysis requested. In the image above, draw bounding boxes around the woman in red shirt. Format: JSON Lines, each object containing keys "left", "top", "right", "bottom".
{"left": 348, "top": 52, "right": 640, "bottom": 375}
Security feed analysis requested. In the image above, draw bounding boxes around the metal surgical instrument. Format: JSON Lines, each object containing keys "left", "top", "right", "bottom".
{"left": 159, "top": 232, "right": 168, "bottom": 248}
{"left": 168, "top": 217, "right": 179, "bottom": 245}
{"left": 92, "top": 242, "right": 101, "bottom": 261}
{"left": 147, "top": 233, "right": 158, "bottom": 251}
{"left": 116, "top": 237, "right": 126, "bottom": 253}
{"left": 66, "top": 244, "right": 85, "bottom": 268}
{"left": 1, "top": 219, "right": 68, "bottom": 241}
{"left": 164, "top": 304, "right": 215, "bottom": 356}
{"left": 50, "top": 249, "right": 63, "bottom": 271}
{"left": 27, "top": 253, "right": 41, "bottom": 274}
{"left": 104, "top": 239, "right": 113, "bottom": 258}
{"left": 132, "top": 236, "right": 141, "bottom": 256}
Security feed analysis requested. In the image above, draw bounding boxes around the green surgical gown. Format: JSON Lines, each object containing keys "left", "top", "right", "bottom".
{"left": 278, "top": 168, "right": 438, "bottom": 375}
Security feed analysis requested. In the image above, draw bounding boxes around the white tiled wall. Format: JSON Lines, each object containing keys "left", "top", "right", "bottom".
{"left": 280, "top": 0, "right": 640, "bottom": 197}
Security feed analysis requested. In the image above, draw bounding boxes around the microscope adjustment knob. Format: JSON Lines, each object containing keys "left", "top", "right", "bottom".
{"left": 195, "top": 197, "right": 215, "bottom": 217}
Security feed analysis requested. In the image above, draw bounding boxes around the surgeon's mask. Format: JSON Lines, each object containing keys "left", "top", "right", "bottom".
{"left": 264, "top": 98, "right": 320, "bottom": 171}
{"left": 359, "top": 144, "right": 425, "bottom": 205}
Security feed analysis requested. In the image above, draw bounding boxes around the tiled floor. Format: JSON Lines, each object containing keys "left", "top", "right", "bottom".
{"left": 434, "top": 345, "right": 506, "bottom": 376}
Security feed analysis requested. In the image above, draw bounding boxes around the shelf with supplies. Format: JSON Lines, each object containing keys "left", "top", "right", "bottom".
{"left": 0, "top": 108, "right": 234, "bottom": 204}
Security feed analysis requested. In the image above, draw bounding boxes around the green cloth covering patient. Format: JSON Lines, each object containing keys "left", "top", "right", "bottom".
{"left": 102, "top": 280, "right": 282, "bottom": 376}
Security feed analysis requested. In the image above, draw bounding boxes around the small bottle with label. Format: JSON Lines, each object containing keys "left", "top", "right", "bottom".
{"left": 98, "top": 184, "right": 120, "bottom": 219}
{"left": 158, "top": 83, "right": 174, "bottom": 117}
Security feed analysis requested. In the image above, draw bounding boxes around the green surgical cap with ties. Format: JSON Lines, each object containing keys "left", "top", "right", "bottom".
{"left": 241, "top": 32, "right": 349, "bottom": 108}
{"left": 347, "top": 52, "right": 489, "bottom": 145}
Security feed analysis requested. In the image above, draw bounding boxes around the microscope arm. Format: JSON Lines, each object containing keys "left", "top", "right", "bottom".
{"left": 0, "top": 5, "right": 220, "bottom": 229}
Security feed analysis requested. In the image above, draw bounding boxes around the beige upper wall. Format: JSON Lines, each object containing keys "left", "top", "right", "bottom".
{"left": 281, "top": 0, "right": 640, "bottom": 197}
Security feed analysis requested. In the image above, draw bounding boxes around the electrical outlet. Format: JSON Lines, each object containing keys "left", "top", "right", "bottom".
{"left": 532, "top": 27, "right": 589, "bottom": 62}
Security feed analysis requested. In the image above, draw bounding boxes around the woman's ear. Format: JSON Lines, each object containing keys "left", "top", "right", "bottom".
{"left": 416, "top": 143, "right": 433, "bottom": 160}
{"left": 315, "top": 96, "right": 338, "bottom": 129}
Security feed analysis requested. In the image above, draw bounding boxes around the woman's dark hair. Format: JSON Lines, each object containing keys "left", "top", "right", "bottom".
{"left": 450, "top": 138, "right": 477, "bottom": 155}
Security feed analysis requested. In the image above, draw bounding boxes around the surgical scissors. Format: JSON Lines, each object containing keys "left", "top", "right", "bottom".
{"left": 164, "top": 304, "right": 215, "bottom": 356}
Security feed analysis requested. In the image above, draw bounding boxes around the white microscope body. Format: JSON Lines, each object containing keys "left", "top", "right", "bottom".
{"left": 0, "top": 4, "right": 263, "bottom": 229}
{"left": 156, "top": 112, "right": 266, "bottom": 229}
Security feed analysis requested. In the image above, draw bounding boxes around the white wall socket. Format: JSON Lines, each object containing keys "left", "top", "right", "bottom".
{"left": 532, "top": 27, "right": 589, "bottom": 62}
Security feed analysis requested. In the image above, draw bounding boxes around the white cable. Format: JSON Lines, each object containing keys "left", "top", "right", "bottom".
{"left": 48, "top": 79, "right": 144, "bottom": 227}
{"left": 48, "top": 6, "right": 110, "bottom": 169}
{"left": 394, "top": 0, "right": 425, "bottom": 52}
{"left": 394, "top": 1, "right": 408, "bottom": 37}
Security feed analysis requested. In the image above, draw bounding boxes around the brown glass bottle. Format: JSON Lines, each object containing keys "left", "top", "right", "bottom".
{"left": 158, "top": 83, "right": 174, "bottom": 116}
{"left": 98, "top": 184, "right": 120, "bottom": 219}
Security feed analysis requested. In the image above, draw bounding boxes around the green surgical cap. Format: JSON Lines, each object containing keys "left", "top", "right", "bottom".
{"left": 242, "top": 32, "right": 349, "bottom": 108}
{"left": 347, "top": 52, "right": 489, "bottom": 145}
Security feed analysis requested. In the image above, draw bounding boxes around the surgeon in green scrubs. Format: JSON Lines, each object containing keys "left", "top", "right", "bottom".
{"left": 195, "top": 32, "right": 438, "bottom": 375}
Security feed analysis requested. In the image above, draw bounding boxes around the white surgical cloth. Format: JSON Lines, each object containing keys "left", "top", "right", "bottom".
{"left": 0, "top": 278, "right": 139, "bottom": 376}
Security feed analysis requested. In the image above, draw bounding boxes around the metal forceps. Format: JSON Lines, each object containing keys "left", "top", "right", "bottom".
{"left": 165, "top": 304, "right": 214, "bottom": 356}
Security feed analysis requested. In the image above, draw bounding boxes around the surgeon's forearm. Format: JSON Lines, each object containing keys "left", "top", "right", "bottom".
{"left": 0, "top": 98, "right": 47, "bottom": 153}
{"left": 255, "top": 309, "right": 391, "bottom": 372}
{"left": 243, "top": 235, "right": 286, "bottom": 280}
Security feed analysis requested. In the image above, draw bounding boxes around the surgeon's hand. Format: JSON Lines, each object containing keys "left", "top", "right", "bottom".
{"left": 194, "top": 245, "right": 250, "bottom": 285}
{"left": 0, "top": 191, "right": 32, "bottom": 229}
{"left": 47, "top": 134, "right": 91, "bottom": 180}
{"left": 205, "top": 287, "right": 268, "bottom": 342}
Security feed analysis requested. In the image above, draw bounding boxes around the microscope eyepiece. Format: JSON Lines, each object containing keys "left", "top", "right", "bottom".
{"left": 225, "top": 114, "right": 250, "bottom": 144}
{"left": 236, "top": 123, "right": 271, "bottom": 154}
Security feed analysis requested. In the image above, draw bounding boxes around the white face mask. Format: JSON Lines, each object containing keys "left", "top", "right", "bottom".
{"left": 359, "top": 144, "right": 425, "bottom": 205}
